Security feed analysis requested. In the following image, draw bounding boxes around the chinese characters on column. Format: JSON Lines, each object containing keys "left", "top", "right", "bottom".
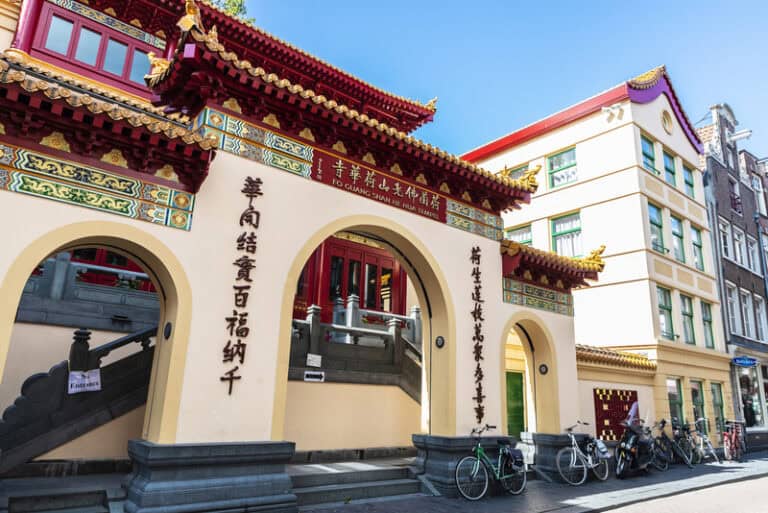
{"left": 220, "top": 176, "right": 263, "bottom": 395}
{"left": 470, "top": 246, "right": 485, "bottom": 424}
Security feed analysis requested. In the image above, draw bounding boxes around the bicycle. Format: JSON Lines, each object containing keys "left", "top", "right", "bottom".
{"left": 616, "top": 419, "right": 667, "bottom": 477}
{"left": 555, "top": 421, "right": 610, "bottom": 486}
{"left": 455, "top": 424, "right": 527, "bottom": 500}
{"left": 674, "top": 418, "right": 695, "bottom": 464}
{"left": 654, "top": 419, "right": 693, "bottom": 468}
{"left": 690, "top": 418, "right": 719, "bottom": 464}
{"left": 723, "top": 420, "right": 746, "bottom": 462}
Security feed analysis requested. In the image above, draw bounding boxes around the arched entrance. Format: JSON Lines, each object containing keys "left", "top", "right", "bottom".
{"left": 271, "top": 215, "right": 456, "bottom": 448}
{"left": 0, "top": 221, "right": 192, "bottom": 448}
{"left": 499, "top": 314, "right": 561, "bottom": 436}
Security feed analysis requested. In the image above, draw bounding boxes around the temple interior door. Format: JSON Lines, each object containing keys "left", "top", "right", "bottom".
{"left": 506, "top": 371, "right": 525, "bottom": 438}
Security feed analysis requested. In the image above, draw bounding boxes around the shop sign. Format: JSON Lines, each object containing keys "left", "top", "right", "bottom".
{"left": 732, "top": 356, "right": 758, "bottom": 367}
{"left": 68, "top": 369, "right": 101, "bottom": 394}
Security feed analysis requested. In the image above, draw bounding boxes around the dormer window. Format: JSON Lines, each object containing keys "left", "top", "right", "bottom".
{"left": 31, "top": 1, "right": 161, "bottom": 96}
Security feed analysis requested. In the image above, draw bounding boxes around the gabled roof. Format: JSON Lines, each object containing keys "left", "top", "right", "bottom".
{"left": 463, "top": 66, "right": 703, "bottom": 163}
{"left": 500, "top": 240, "right": 605, "bottom": 289}
{"left": 576, "top": 345, "right": 656, "bottom": 371}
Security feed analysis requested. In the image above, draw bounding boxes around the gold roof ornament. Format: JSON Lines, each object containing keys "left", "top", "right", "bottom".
{"left": 146, "top": 52, "right": 170, "bottom": 79}
{"left": 514, "top": 165, "right": 541, "bottom": 191}
{"left": 425, "top": 97, "right": 438, "bottom": 112}
{"left": 178, "top": 0, "right": 205, "bottom": 33}
{"left": 583, "top": 245, "right": 606, "bottom": 271}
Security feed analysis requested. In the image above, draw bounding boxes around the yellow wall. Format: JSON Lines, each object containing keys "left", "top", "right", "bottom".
{"left": 0, "top": 323, "right": 126, "bottom": 408}
{"left": 284, "top": 382, "right": 420, "bottom": 451}
{"left": 0, "top": 0, "right": 18, "bottom": 50}
{"left": 36, "top": 406, "right": 144, "bottom": 460}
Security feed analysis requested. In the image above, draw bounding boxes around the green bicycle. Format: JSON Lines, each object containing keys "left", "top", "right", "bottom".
{"left": 455, "top": 424, "right": 527, "bottom": 500}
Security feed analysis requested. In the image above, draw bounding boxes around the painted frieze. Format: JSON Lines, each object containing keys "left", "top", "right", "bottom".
{"left": 502, "top": 278, "right": 574, "bottom": 316}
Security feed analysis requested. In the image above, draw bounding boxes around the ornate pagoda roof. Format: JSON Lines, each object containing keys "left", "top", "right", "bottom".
{"left": 576, "top": 345, "right": 656, "bottom": 371}
{"left": 463, "top": 65, "right": 703, "bottom": 163}
{"left": 148, "top": 18, "right": 539, "bottom": 211}
{"left": 500, "top": 240, "right": 605, "bottom": 290}
{"left": 0, "top": 49, "right": 215, "bottom": 191}
{"left": 81, "top": 0, "right": 436, "bottom": 132}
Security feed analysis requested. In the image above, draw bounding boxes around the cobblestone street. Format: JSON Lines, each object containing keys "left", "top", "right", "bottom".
{"left": 303, "top": 452, "right": 768, "bottom": 513}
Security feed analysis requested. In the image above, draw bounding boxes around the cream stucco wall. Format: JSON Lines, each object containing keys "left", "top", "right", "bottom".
{"left": 284, "top": 382, "right": 420, "bottom": 451}
{"left": 0, "top": 323, "right": 129, "bottom": 408}
{"left": 36, "top": 406, "right": 144, "bottom": 460}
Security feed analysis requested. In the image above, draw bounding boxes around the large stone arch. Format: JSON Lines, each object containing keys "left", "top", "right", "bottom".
{"left": 0, "top": 221, "right": 192, "bottom": 444}
{"left": 271, "top": 214, "right": 457, "bottom": 441}
{"left": 498, "top": 310, "right": 562, "bottom": 435}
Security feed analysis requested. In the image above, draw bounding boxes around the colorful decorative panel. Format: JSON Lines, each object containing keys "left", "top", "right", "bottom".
{"left": 502, "top": 278, "right": 573, "bottom": 316}
{"left": 197, "top": 107, "right": 503, "bottom": 241}
{"left": 593, "top": 388, "right": 638, "bottom": 441}
{"left": 47, "top": 0, "right": 166, "bottom": 49}
{"left": 0, "top": 144, "right": 194, "bottom": 230}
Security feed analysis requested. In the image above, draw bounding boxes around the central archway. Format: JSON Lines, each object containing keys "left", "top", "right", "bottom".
{"left": 271, "top": 215, "right": 456, "bottom": 446}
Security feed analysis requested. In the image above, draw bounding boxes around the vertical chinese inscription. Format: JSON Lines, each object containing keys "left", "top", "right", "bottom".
{"left": 470, "top": 246, "right": 485, "bottom": 424}
{"left": 220, "top": 176, "right": 263, "bottom": 395}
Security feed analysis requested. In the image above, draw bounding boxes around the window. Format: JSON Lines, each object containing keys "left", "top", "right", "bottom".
{"left": 733, "top": 227, "right": 746, "bottom": 265}
{"left": 691, "top": 381, "right": 706, "bottom": 434}
{"left": 702, "top": 301, "right": 715, "bottom": 349}
{"left": 505, "top": 225, "right": 532, "bottom": 245}
{"left": 683, "top": 165, "right": 695, "bottom": 197}
{"left": 726, "top": 283, "right": 741, "bottom": 335}
{"left": 755, "top": 296, "right": 767, "bottom": 341}
{"left": 657, "top": 286, "right": 675, "bottom": 340}
{"left": 667, "top": 378, "right": 684, "bottom": 425}
{"left": 711, "top": 383, "right": 725, "bottom": 439}
{"left": 649, "top": 204, "right": 665, "bottom": 253}
{"left": 33, "top": 4, "right": 160, "bottom": 94}
{"left": 641, "top": 136, "right": 658, "bottom": 173}
{"left": 548, "top": 148, "right": 577, "bottom": 188}
{"left": 729, "top": 178, "right": 743, "bottom": 214}
{"left": 551, "top": 213, "right": 582, "bottom": 257}
{"left": 681, "top": 294, "right": 695, "bottom": 344}
{"left": 663, "top": 151, "right": 676, "bottom": 186}
{"left": 719, "top": 220, "right": 732, "bottom": 259}
{"left": 739, "top": 366, "right": 764, "bottom": 427}
{"left": 764, "top": 236, "right": 768, "bottom": 274}
{"left": 741, "top": 290, "right": 755, "bottom": 339}
{"left": 753, "top": 175, "right": 767, "bottom": 216}
{"left": 364, "top": 263, "right": 378, "bottom": 309}
{"left": 747, "top": 237, "right": 760, "bottom": 274}
{"left": 505, "top": 164, "right": 528, "bottom": 181}
{"left": 691, "top": 227, "right": 704, "bottom": 271}
{"left": 671, "top": 216, "right": 685, "bottom": 262}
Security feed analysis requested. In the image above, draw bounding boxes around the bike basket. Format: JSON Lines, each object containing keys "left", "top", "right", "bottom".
{"left": 595, "top": 439, "right": 611, "bottom": 459}
{"left": 508, "top": 448, "right": 525, "bottom": 467}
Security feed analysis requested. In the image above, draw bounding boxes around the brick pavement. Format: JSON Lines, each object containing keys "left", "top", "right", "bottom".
{"left": 302, "top": 451, "right": 768, "bottom": 513}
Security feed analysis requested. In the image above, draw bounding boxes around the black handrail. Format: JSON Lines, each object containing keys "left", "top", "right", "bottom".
{"left": 90, "top": 325, "right": 157, "bottom": 367}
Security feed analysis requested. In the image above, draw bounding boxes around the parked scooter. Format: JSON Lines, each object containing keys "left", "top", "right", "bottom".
{"left": 615, "top": 420, "right": 667, "bottom": 478}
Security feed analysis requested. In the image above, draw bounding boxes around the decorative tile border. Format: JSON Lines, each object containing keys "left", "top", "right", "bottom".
{"left": 0, "top": 143, "right": 194, "bottom": 230}
{"left": 502, "top": 278, "right": 573, "bottom": 316}
{"left": 196, "top": 107, "right": 503, "bottom": 241}
{"left": 48, "top": 0, "right": 166, "bottom": 49}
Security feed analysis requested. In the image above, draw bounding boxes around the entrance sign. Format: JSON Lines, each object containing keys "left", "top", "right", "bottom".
{"left": 732, "top": 356, "right": 758, "bottom": 367}
{"left": 68, "top": 369, "right": 101, "bottom": 394}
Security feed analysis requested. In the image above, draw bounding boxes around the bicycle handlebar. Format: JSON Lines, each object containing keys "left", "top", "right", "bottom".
{"left": 470, "top": 424, "right": 497, "bottom": 436}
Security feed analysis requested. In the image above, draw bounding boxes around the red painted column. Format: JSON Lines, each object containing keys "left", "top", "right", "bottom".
{"left": 163, "top": 36, "right": 177, "bottom": 61}
{"left": 12, "top": 0, "right": 45, "bottom": 52}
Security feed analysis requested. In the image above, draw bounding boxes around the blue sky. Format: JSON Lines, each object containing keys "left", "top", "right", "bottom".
{"left": 247, "top": 1, "right": 767, "bottom": 158}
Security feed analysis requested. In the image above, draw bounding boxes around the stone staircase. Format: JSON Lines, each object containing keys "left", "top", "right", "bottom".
{"left": 289, "top": 460, "right": 425, "bottom": 508}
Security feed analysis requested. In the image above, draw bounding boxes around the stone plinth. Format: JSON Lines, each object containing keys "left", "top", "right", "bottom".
{"left": 529, "top": 433, "right": 588, "bottom": 479}
{"left": 125, "top": 440, "right": 297, "bottom": 513}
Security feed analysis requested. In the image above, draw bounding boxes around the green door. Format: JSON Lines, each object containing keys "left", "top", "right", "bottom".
{"left": 506, "top": 372, "right": 525, "bottom": 438}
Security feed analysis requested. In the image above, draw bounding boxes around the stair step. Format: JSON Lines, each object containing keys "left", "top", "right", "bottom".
{"left": 291, "top": 467, "right": 410, "bottom": 488}
{"left": 294, "top": 478, "right": 421, "bottom": 506}
{"left": 8, "top": 491, "right": 108, "bottom": 513}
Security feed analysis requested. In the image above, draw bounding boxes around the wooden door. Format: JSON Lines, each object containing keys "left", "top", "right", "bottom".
{"left": 506, "top": 372, "right": 525, "bottom": 438}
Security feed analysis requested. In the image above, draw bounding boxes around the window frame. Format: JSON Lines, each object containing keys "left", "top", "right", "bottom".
{"left": 690, "top": 380, "right": 706, "bottom": 434}
{"left": 657, "top": 286, "right": 675, "bottom": 340}
{"left": 711, "top": 383, "right": 725, "bottom": 439}
{"left": 719, "top": 220, "right": 732, "bottom": 259}
{"left": 648, "top": 203, "right": 666, "bottom": 254}
{"left": 671, "top": 215, "right": 685, "bottom": 263}
{"left": 747, "top": 236, "right": 760, "bottom": 274}
{"left": 505, "top": 225, "right": 532, "bottom": 245}
{"left": 667, "top": 377, "right": 685, "bottom": 425}
{"left": 740, "top": 289, "right": 755, "bottom": 339}
{"left": 726, "top": 282, "right": 741, "bottom": 336}
{"left": 755, "top": 295, "right": 767, "bottom": 342}
{"left": 551, "top": 212, "right": 582, "bottom": 257}
{"left": 30, "top": 2, "right": 158, "bottom": 97}
{"left": 702, "top": 301, "right": 715, "bottom": 349}
{"left": 547, "top": 148, "right": 577, "bottom": 188}
{"left": 683, "top": 164, "right": 695, "bottom": 197}
{"left": 691, "top": 226, "right": 704, "bottom": 271}
{"left": 641, "top": 135, "right": 658, "bottom": 174}
{"left": 663, "top": 151, "right": 676, "bottom": 186}
{"left": 733, "top": 227, "right": 746, "bottom": 266}
{"left": 680, "top": 294, "right": 695, "bottom": 345}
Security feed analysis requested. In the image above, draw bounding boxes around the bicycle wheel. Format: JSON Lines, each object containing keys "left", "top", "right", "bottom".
{"left": 652, "top": 439, "right": 669, "bottom": 471}
{"left": 677, "top": 437, "right": 694, "bottom": 464}
{"left": 615, "top": 451, "right": 628, "bottom": 479}
{"left": 592, "top": 457, "right": 610, "bottom": 481}
{"left": 691, "top": 445, "right": 702, "bottom": 465}
{"left": 671, "top": 441, "right": 693, "bottom": 468}
{"left": 556, "top": 447, "right": 587, "bottom": 486}
{"left": 500, "top": 457, "right": 526, "bottom": 495}
{"left": 705, "top": 440, "right": 719, "bottom": 464}
{"left": 455, "top": 456, "right": 489, "bottom": 501}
